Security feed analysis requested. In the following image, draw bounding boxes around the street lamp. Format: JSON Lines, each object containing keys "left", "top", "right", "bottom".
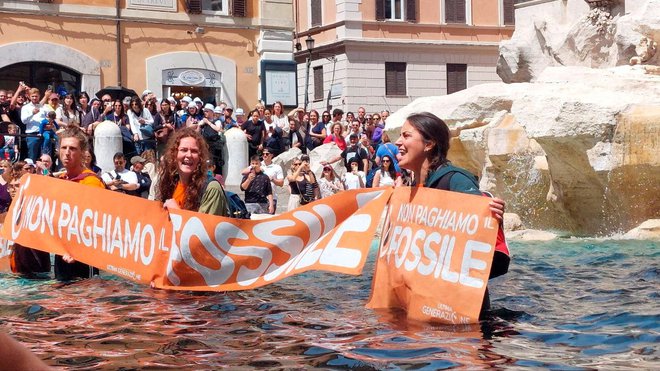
{"left": 303, "top": 35, "right": 315, "bottom": 112}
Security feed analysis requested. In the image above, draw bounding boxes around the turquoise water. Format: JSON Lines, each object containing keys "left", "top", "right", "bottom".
{"left": 0, "top": 238, "right": 658, "bottom": 369}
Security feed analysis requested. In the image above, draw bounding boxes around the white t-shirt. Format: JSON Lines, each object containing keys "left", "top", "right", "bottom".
{"left": 342, "top": 171, "right": 365, "bottom": 190}
{"left": 102, "top": 168, "right": 138, "bottom": 187}
{"left": 261, "top": 162, "right": 284, "bottom": 200}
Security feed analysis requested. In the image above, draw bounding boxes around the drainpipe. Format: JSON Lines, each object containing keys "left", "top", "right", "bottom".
{"left": 116, "top": 0, "right": 122, "bottom": 87}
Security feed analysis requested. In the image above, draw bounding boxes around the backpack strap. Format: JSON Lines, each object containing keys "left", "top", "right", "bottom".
{"left": 425, "top": 164, "right": 478, "bottom": 191}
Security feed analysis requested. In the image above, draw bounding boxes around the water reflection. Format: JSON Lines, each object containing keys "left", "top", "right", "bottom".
{"left": 0, "top": 239, "right": 658, "bottom": 369}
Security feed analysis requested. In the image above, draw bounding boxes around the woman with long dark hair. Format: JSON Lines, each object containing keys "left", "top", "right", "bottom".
{"left": 372, "top": 154, "right": 399, "bottom": 187}
{"left": 306, "top": 110, "right": 326, "bottom": 151}
{"left": 157, "top": 128, "right": 227, "bottom": 216}
{"left": 77, "top": 91, "right": 91, "bottom": 123}
{"left": 394, "top": 112, "right": 508, "bottom": 316}
{"left": 58, "top": 94, "right": 80, "bottom": 127}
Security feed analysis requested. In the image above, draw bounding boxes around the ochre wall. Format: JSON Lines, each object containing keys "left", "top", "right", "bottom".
{"left": 471, "top": 0, "right": 501, "bottom": 26}
{"left": 0, "top": 13, "right": 261, "bottom": 109}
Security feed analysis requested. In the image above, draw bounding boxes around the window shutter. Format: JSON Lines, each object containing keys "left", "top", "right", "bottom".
{"left": 233, "top": 0, "right": 246, "bottom": 17}
{"left": 456, "top": 0, "right": 466, "bottom": 23}
{"left": 187, "top": 0, "right": 202, "bottom": 14}
{"left": 375, "top": 0, "right": 385, "bottom": 21}
{"left": 314, "top": 66, "right": 323, "bottom": 101}
{"left": 385, "top": 62, "right": 406, "bottom": 96}
{"left": 406, "top": 0, "right": 417, "bottom": 22}
{"left": 503, "top": 0, "right": 515, "bottom": 25}
{"left": 445, "top": 0, "right": 466, "bottom": 24}
{"left": 311, "top": 0, "right": 322, "bottom": 27}
{"left": 446, "top": 64, "right": 467, "bottom": 95}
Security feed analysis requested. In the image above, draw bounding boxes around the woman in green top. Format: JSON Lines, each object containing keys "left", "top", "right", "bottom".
{"left": 157, "top": 128, "right": 228, "bottom": 216}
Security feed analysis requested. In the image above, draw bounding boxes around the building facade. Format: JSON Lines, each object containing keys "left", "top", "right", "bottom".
{"left": 0, "top": 0, "right": 295, "bottom": 109}
{"left": 294, "top": 0, "right": 515, "bottom": 115}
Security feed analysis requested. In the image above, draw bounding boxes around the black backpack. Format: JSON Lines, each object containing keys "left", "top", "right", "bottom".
{"left": 224, "top": 190, "right": 251, "bottom": 219}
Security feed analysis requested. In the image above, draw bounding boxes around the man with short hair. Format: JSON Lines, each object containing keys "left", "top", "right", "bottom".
{"left": 356, "top": 106, "right": 367, "bottom": 127}
{"left": 20, "top": 88, "right": 45, "bottom": 160}
{"left": 55, "top": 128, "right": 103, "bottom": 280}
{"left": 344, "top": 121, "right": 361, "bottom": 142}
{"left": 36, "top": 153, "right": 53, "bottom": 176}
{"left": 240, "top": 155, "right": 274, "bottom": 214}
{"left": 102, "top": 152, "right": 139, "bottom": 194}
{"left": 241, "top": 148, "right": 283, "bottom": 213}
{"left": 332, "top": 108, "right": 344, "bottom": 125}
{"left": 222, "top": 106, "right": 237, "bottom": 129}
{"left": 322, "top": 133, "right": 369, "bottom": 172}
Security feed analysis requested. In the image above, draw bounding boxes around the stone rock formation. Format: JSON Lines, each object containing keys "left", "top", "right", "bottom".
{"left": 385, "top": 64, "right": 660, "bottom": 236}
{"left": 497, "top": 0, "right": 659, "bottom": 83}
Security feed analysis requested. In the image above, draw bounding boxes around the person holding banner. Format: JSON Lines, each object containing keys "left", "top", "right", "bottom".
{"left": 158, "top": 128, "right": 228, "bottom": 216}
{"left": 55, "top": 128, "right": 103, "bottom": 280}
{"left": 394, "top": 112, "right": 509, "bottom": 315}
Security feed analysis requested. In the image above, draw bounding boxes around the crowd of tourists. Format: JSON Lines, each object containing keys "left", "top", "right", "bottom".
{"left": 0, "top": 82, "right": 403, "bottom": 217}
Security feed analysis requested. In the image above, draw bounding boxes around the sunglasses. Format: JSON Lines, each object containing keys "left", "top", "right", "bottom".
{"left": 293, "top": 162, "right": 301, "bottom": 166}
{"left": 263, "top": 153, "right": 271, "bottom": 156}
{"left": 382, "top": 159, "right": 391, "bottom": 163}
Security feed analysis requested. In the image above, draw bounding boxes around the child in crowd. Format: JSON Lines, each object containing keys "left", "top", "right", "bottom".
{"left": 39, "top": 111, "right": 59, "bottom": 157}
{"left": 2, "top": 124, "right": 19, "bottom": 161}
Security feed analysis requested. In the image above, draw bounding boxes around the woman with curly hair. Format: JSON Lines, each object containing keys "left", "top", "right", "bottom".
{"left": 157, "top": 128, "right": 228, "bottom": 216}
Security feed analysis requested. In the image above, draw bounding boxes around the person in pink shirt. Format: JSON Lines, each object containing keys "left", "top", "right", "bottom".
{"left": 323, "top": 122, "right": 347, "bottom": 150}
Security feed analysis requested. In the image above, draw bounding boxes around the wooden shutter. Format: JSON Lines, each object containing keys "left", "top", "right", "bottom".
{"left": 445, "top": 0, "right": 466, "bottom": 24}
{"left": 446, "top": 64, "right": 467, "bottom": 95}
{"left": 385, "top": 62, "right": 406, "bottom": 96}
{"left": 187, "top": 0, "right": 202, "bottom": 14}
{"left": 375, "top": 0, "right": 385, "bottom": 21}
{"left": 503, "top": 0, "right": 515, "bottom": 25}
{"left": 311, "top": 0, "right": 322, "bottom": 27}
{"left": 314, "top": 66, "right": 323, "bottom": 101}
{"left": 233, "top": 0, "right": 246, "bottom": 17}
{"left": 406, "top": 0, "right": 417, "bottom": 22}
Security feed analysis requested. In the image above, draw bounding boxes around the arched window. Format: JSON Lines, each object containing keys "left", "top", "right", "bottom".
{"left": 0, "top": 62, "right": 81, "bottom": 97}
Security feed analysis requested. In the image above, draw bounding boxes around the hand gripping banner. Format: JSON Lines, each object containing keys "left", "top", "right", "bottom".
{"left": 366, "top": 186, "right": 498, "bottom": 324}
{"left": 1, "top": 175, "right": 392, "bottom": 291}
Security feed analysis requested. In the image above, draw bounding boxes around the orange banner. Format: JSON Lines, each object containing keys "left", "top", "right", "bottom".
{"left": 1, "top": 175, "right": 392, "bottom": 290}
{"left": 366, "top": 186, "right": 498, "bottom": 324}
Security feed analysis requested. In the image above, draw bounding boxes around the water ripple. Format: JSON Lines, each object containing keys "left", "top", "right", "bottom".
{"left": 0, "top": 239, "right": 658, "bottom": 369}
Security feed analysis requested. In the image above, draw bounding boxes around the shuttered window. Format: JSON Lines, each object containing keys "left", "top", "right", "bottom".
{"left": 314, "top": 66, "right": 323, "bottom": 101}
{"left": 405, "top": 0, "right": 417, "bottom": 22}
{"left": 232, "top": 0, "right": 246, "bottom": 17}
{"left": 446, "top": 64, "right": 467, "bottom": 95}
{"left": 375, "top": 0, "right": 417, "bottom": 22}
{"left": 385, "top": 62, "right": 406, "bottom": 96}
{"left": 445, "top": 0, "right": 466, "bottom": 24}
{"left": 187, "top": 0, "right": 202, "bottom": 14}
{"left": 311, "top": 0, "right": 322, "bottom": 27}
{"left": 503, "top": 0, "right": 515, "bottom": 25}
